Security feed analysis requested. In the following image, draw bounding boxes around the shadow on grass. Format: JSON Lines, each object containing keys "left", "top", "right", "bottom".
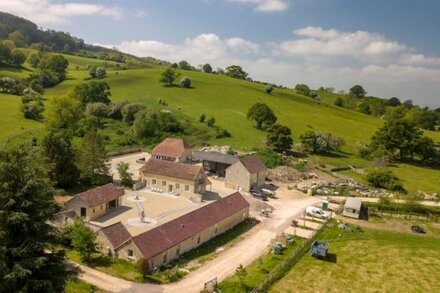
{"left": 322, "top": 253, "right": 337, "bottom": 263}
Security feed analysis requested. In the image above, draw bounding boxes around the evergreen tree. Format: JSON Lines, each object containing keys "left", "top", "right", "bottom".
{"left": 0, "top": 146, "right": 68, "bottom": 292}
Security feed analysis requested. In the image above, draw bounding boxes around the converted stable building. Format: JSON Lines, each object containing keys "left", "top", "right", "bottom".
{"left": 110, "top": 192, "right": 249, "bottom": 268}
{"left": 151, "top": 138, "right": 192, "bottom": 163}
{"left": 342, "top": 197, "right": 362, "bottom": 219}
{"left": 193, "top": 151, "right": 239, "bottom": 177}
{"left": 139, "top": 159, "right": 210, "bottom": 202}
{"left": 225, "top": 155, "right": 267, "bottom": 192}
{"left": 65, "top": 183, "right": 125, "bottom": 221}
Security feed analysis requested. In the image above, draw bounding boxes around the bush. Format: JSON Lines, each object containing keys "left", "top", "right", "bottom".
{"left": 366, "top": 169, "right": 405, "bottom": 193}
{"left": 257, "top": 148, "right": 286, "bottom": 168}
{"left": 206, "top": 117, "right": 216, "bottom": 127}
{"left": 122, "top": 103, "right": 147, "bottom": 123}
{"left": 199, "top": 113, "right": 206, "bottom": 123}
{"left": 86, "top": 102, "right": 110, "bottom": 118}
{"left": 180, "top": 77, "right": 191, "bottom": 88}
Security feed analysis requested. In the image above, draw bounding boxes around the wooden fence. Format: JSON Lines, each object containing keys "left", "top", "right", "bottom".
{"left": 250, "top": 222, "right": 328, "bottom": 293}
{"left": 369, "top": 209, "right": 439, "bottom": 223}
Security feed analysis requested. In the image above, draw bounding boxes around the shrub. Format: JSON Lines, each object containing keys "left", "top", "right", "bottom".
{"left": 265, "top": 84, "right": 273, "bottom": 94}
{"left": 206, "top": 117, "right": 216, "bottom": 127}
{"left": 122, "top": 103, "right": 147, "bottom": 123}
{"left": 180, "top": 77, "right": 191, "bottom": 88}
{"left": 199, "top": 113, "right": 206, "bottom": 123}
{"left": 257, "top": 148, "right": 286, "bottom": 168}
{"left": 366, "top": 169, "right": 405, "bottom": 193}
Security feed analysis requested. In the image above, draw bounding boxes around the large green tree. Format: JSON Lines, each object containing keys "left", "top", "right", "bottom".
{"left": 370, "top": 119, "right": 423, "bottom": 161}
{"left": 225, "top": 65, "right": 248, "bottom": 80}
{"left": 46, "top": 95, "right": 84, "bottom": 129}
{"left": 349, "top": 85, "right": 366, "bottom": 98}
{"left": 160, "top": 67, "right": 179, "bottom": 86}
{"left": 72, "top": 81, "right": 112, "bottom": 105}
{"left": 42, "top": 131, "right": 80, "bottom": 188}
{"left": 267, "top": 124, "right": 293, "bottom": 152}
{"left": 0, "top": 147, "right": 68, "bottom": 292}
{"left": 247, "top": 102, "right": 277, "bottom": 129}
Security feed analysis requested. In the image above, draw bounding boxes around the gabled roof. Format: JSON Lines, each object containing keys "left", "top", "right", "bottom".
{"left": 239, "top": 155, "right": 266, "bottom": 174}
{"left": 344, "top": 197, "right": 362, "bottom": 210}
{"left": 99, "top": 222, "right": 131, "bottom": 249}
{"left": 140, "top": 159, "right": 203, "bottom": 181}
{"left": 152, "top": 138, "right": 192, "bottom": 158}
{"left": 72, "top": 183, "right": 124, "bottom": 208}
{"left": 132, "top": 192, "right": 249, "bottom": 260}
{"left": 193, "top": 151, "right": 239, "bottom": 165}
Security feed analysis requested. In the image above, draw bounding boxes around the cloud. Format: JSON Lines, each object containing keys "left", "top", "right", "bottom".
{"left": 0, "top": 0, "right": 124, "bottom": 24}
{"left": 228, "top": 0, "right": 289, "bottom": 12}
{"left": 100, "top": 28, "right": 440, "bottom": 107}
{"left": 279, "top": 26, "right": 407, "bottom": 61}
{"left": 226, "top": 38, "right": 260, "bottom": 53}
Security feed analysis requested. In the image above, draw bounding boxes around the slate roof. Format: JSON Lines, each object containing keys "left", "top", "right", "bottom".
{"left": 344, "top": 197, "right": 362, "bottom": 210}
{"left": 193, "top": 151, "right": 239, "bottom": 165}
{"left": 99, "top": 222, "right": 131, "bottom": 249}
{"left": 132, "top": 192, "right": 249, "bottom": 259}
{"left": 74, "top": 183, "right": 124, "bottom": 208}
{"left": 152, "top": 138, "right": 192, "bottom": 158}
{"left": 239, "top": 155, "right": 267, "bottom": 174}
{"left": 140, "top": 159, "right": 203, "bottom": 181}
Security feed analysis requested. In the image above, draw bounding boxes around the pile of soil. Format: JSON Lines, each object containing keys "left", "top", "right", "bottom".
{"left": 267, "top": 166, "right": 308, "bottom": 183}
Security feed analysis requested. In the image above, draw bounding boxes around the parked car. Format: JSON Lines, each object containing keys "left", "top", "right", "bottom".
{"left": 252, "top": 191, "right": 268, "bottom": 201}
{"left": 305, "top": 206, "right": 329, "bottom": 219}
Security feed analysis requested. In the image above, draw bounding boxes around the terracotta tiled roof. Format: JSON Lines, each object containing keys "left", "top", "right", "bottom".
{"left": 132, "top": 192, "right": 249, "bottom": 260}
{"left": 74, "top": 183, "right": 124, "bottom": 208}
{"left": 152, "top": 138, "right": 191, "bottom": 158}
{"left": 140, "top": 159, "right": 202, "bottom": 181}
{"left": 100, "top": 222, "right": 131, "bottom": 249}
{"left": 239, "top": 155, "right": 266, "bottom": 174}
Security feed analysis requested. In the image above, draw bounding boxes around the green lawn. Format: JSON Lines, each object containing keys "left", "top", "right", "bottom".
{"left": 270, "top": 222, "right": 440, "bottom": 293}
{"left": 1, "top": 55, "right": 439, "bottom": 193}
{"left": 66, "top": 250, "right": 144, "bottom": 283}
{"left": 65, "top": 279, "right": 99, "bottom": 293}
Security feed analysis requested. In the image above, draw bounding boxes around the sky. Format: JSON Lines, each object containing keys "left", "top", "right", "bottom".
{"left": 1, "top": 0, "right": 440, "bottom": 107}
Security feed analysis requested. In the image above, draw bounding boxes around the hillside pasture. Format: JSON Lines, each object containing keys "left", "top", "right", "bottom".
{"left": 270, "top": 222, "right": 440, "bottom": 293}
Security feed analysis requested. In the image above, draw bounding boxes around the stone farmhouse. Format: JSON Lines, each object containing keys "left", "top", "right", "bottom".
{"left": 98, "top": 192, "right": 249, "bottom": 269}
{"left": 64, "top": 183, "right": 124, "bottom": 221}
{"left": 151, "top": 138, "right": 192, "bottom": 163}
{"left": 225, "top": 155, "right": 267, "bottom": 192}
{"left": 139, "top": 159, "right": 210, "bottom": 202}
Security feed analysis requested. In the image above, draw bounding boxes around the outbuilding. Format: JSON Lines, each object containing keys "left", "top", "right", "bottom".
{"left": 65, "top": 183, "right": 125, "bottom": 221}
{"left": 342, "top": 197, "right": 362, "bottom": 219}
{"left": 193, "top": 151, "right": 239, "bottom": 177}
{"left": 225, "top": 155, "right": 267, "bottom": 192}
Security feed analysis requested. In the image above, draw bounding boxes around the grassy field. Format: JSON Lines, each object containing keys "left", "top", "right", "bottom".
{"left": 0, "top": 54, "right": 439, "bottom": 193}
{"left": 270, "top": 221, "right": 440, "bottom": 293}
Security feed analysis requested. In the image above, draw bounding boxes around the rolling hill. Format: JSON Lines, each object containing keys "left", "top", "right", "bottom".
{"left": 1, "top": 56, "right": 439, "bottom": 194}
{"left": 0, "top": 12, "right": 438, "bottom": 194}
